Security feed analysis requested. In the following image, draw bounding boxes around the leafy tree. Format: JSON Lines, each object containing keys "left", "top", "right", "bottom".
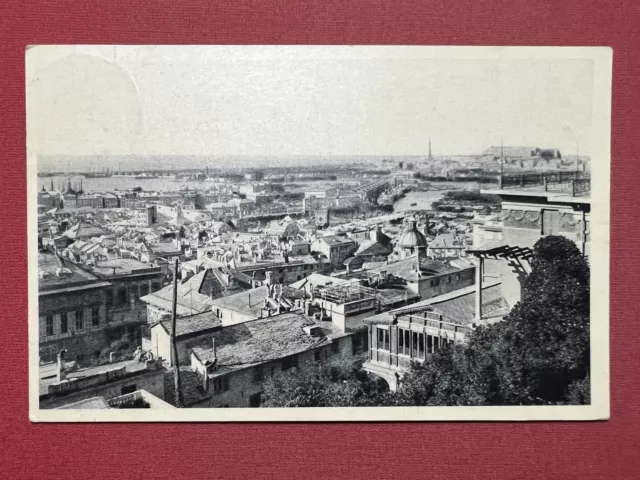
{"left": 261, "top": 357, "right": 387, "bottom": 407}
{"left": 489, "top": 235, "right": 590, "bottom": 404}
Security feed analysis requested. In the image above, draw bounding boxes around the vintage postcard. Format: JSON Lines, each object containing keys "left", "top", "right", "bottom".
{"left": 27, "top": 46, "right": 611, "bottom": 422}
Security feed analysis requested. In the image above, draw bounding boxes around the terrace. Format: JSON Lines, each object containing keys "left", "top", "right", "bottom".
{"left": 494, "top": 171, "right": 590, "bottom": 197}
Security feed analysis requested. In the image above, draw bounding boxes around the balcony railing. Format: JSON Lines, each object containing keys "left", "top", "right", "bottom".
{"left": 399, "top": 313, "right": 472, "bottom": 336}
{"left": 494, "top": 171, "right": 590, "bottom": 197}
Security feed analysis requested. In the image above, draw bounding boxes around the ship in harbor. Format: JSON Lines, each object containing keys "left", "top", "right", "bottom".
{"left": 83, "top": 168, "right": 112, "bottom": 178}
{"left": 134, "top": 172, "right": 159, "bottom": 179}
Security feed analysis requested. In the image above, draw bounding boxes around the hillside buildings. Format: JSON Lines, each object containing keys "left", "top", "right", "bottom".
{"left": 36, "top": 159, "right": 591, "bottom": 408}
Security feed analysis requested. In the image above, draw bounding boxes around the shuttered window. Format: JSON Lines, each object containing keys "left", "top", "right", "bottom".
{"left": 542, "top": 209, "right": 561, "bottom": 235}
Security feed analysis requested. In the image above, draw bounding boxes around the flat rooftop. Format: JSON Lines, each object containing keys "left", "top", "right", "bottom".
{"left": 38, "top": 251, "right": 111, "bottom": 293}
{"left": 91, "top": 258, "right": 162, "bottom": 277}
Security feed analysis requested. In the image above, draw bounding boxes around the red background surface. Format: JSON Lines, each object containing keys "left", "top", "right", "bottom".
{"left": 1, "top": 1, "right": 638, "bottom": 478}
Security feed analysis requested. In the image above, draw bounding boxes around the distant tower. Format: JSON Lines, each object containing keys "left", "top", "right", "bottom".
{"left": 428, "top": 138, "right": 432, "bottom": 160}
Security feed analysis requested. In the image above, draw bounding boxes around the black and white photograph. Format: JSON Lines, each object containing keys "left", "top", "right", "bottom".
{"left": 27, "top": 46, "right": 611, "bottom": 421}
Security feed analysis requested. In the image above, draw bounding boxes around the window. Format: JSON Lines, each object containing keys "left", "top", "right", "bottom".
{"left": 152, "top": 282, "right": 161, "bottom": 292}
{"left": 398, "top": 328, "right": 410, "bottom": 356}
{"left": 140, "top": 283, "right": 149, "bottom": 297}
{"left": 121, "top": 384, "right": 137, "bottom": 395}
{"left": 60, "top": 313, "right": 69, "bottom": 334}
{"left": 213, "top": 376, "right": 230, "bottom": 393}
{"left": 417, "top": 332, "right": 425, "bottom": 359}
{"left": 253, "top": 367, "right": 264, "bottom": 383}
{"left": 45, "top": 316, "right": 54, "bottom": 336}
{"left": 249, "top": 392, "right": 262, "bottom": 408}
{"left": 542, "top": 209, "right": 561, "bottom": 236}
{"left": 427, "top": 335, "right": 434, "bottom": 354}
{"left": 91, "top": 306, "right": 100, "bottom": 326}
{"left": 75, "top": 310, "right": 84, "bottom": 330}
{"left": 447, "top": 276, "right": 451, "bottom": 284}
{"left": 106, "top": 289, "right": 114, "bottom": 306}
{"left": 456, "top": 274, "right": 460, "bottom": 281}
{"left": 282, "top": 355, "right": 298, "bottom": 370}
{"left": 39, "top": 346, "right": 56, "bottom": 363}
{"left": 377, "top": 328, "right": 389, "bottom": 351}
{"left": 314, "top": 350, "right": 322, "bottom": 362}
{"left": 331, "top": 340, "right": 340, "bottom": 354}
{"left": 117, "top": 287, "right": 127, "bottom": 306}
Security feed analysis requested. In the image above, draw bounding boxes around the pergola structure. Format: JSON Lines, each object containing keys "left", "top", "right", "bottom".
{"left": 313, "top": 282, "right": 376, "bottom": 305}
{"left": 466, "top": 241, "right": 533, "bottom": 321}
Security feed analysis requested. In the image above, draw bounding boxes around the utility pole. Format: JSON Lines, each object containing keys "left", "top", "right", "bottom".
{"left": 171, "top": 258, "right": 183, "bottom": 407}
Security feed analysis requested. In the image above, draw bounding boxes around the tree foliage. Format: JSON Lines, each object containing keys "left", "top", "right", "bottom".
{"left": 261, "top": 357, "right": 388, "bottom": 407}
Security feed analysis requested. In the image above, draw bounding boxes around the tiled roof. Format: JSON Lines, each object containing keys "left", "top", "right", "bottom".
{"left": 159, "top": 310, "right": 222, "bottom": 338}
{"left": 320, "top": 235, "right": 357, "bottom": 246}
{"left": 354, "top": 240, "right": 392, "bottom": 257}
{"left": 141, "top": 269, "right": 243, "bottom": 316}
{"left": 191, "top": 312, "right": 342, "bottom": 375}
{"left": 63, "top": 221, "right": 107, "bottom": 240}
{"left": 364, "top": 281, "right": 505, "bottom": 327}
{"left": 376, "top": 288, "right": 421, "bottom": 306}
{"left": 428, "top": 233, "right": 469, "bottom": 250}
{"left": 148, "top": 242, "right": 182, "bottom": 255}
{"left": 210, "top": 285, "right": 305, "bottom": 318}
{"left": 38, "top": 251, "right": 109, "bottom": 292}
{"left": 364, "top": 256, "right": 461, "bottom": 282}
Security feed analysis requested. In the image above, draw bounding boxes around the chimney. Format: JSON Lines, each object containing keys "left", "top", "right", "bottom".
{"left": 56, "top": 349, "right": 67, "bottom": 382}
{"left": 109, "top": 352, "right": 116, "bottom": 363}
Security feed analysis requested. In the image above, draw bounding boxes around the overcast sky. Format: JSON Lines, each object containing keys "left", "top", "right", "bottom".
{"left": 27, "top": 46, "right": 596, "bottom": 167}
